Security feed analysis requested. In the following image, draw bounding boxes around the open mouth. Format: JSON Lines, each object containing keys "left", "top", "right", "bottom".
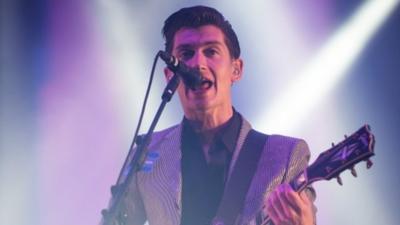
{"left": 190, "top": 79, "right": 213, "bottom": 91}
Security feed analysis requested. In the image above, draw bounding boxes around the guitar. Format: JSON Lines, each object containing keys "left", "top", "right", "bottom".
{"left": 257, "top": 124, "right": 375, "bottom": 225}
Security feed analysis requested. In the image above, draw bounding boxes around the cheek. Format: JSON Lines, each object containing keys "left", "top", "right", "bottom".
{"left": 177, "top": 83, "right": 186, "bottom": 96}
{"left": 221, "top": 72, "right": 235, "bottom": 86}
{"left": 217, "top": 77, "right": 233, "bottom": 95}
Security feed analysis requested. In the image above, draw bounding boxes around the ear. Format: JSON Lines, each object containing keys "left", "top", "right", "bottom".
{"left": 164, "top": 67, "right": 174, "bottom": 81}
{"left": 231, "top": 58, "right": 243, "bottom": 83}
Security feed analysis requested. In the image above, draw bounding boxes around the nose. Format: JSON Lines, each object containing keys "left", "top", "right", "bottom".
{"left": 185, "top": 50, "right": 207, "bottom": 70}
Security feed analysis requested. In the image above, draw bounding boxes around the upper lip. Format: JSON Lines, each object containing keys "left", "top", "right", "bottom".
{"left": 189, "top": 78, "right": 213, "bottom": 91}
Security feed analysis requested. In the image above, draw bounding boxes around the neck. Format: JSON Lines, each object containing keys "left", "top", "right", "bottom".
{"left": 184, "top": 106, "right": 233, "bottom": 133}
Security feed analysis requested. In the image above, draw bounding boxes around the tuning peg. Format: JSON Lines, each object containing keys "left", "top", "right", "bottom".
{"left": 344, "top": 134, "right": 348, "bottom": 139}
{"left": 331, "top": 142, "right": 335, "bottom": 147}
{"left": 350, "top": 167, "right": 358, "bottom": 177}
{"left": 336, "top": 176, "right": 343, "bottom": 185}
{"left": 366, "top": 159, "right": 373, "bottom": 169}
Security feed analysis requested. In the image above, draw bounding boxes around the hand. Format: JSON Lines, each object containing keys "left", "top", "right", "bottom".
{"left": 265, "top": 184, "right": 314, "bottom": 225}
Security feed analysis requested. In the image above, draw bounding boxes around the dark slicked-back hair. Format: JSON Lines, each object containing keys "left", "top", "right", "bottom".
{"left": 162, "top": 5, "right": 241, "bottom": 59}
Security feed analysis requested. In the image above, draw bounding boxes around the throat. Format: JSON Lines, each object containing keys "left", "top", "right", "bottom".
{"left": 185, "top": 107, "right": 234, "bottom": 131}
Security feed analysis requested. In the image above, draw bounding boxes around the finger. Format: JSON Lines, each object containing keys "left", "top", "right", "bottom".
{"left": 284, "top": 185, "right": 315, "bottom": 224}
{"left": 277, "top": 186, "right": 301, "bottom": 224}
{"left": 272, "top": 185, "right": 301, "bottom": 225}
{"left": 266, "top": 197, "right": 280, "bottom": 224}
{"left": 299, "top": 189, "right": 312, "bottom": 204}
{"left": 278, "top": 185, "right": 296, "bottom": 220}
{"left": 269, "top": 190, "right": 287, "bottom": 222}
{"left": 282, "top": 184, "right": 302, "bottom": 214}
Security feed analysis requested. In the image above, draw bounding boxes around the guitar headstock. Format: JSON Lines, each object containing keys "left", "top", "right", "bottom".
{"left": 306, "top": 124, "right": 375, "bottom": 185}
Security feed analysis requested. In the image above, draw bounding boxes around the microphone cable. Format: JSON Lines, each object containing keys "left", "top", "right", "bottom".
{"left": 114, "top": 51, "right": 162, "bottom": 183}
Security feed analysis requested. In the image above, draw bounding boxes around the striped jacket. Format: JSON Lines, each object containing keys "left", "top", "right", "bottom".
{"left": 106, "top": 117, "right": 316, "bottom": 225}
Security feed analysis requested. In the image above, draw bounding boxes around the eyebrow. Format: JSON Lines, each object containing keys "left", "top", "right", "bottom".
{"left": 175, "top": 41, "right": 224, "bottom": 51}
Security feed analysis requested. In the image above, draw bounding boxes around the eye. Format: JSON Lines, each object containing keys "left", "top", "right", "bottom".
{"left": 178, "top": 49, "right": 194, "bottom": 61}
{"left": 204, "top": 48, "right": 219, "bottom": 57}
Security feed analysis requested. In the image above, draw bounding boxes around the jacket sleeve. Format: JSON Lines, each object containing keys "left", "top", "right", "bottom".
{"left": 283, "top": 139, "right": 317, "bottom": 225}
{"left": 100, "top": 153, "right": 147, "bottom": 225}
{"left": 121, "top": 172, "right": 147, "bottom": 225}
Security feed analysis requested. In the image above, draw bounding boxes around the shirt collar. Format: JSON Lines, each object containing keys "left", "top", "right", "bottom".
{"left": 215, "top": 109, "right": 241, "bottom": 153}
{"left": 182, "top": 108, "right": 242, "bottom": 153}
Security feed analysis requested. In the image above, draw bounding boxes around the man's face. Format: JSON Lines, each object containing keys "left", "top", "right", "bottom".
{"left": 168, "top": 25, "right": 243, "bottom": 114}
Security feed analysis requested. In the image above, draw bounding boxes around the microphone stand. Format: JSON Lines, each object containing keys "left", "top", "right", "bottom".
{"left": 101, "top": 73, "right": 181, "bottom": 225}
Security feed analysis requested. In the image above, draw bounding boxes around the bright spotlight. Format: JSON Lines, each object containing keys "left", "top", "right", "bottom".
{"left": 257, "top": 0, "right": 399, "bottom": 134}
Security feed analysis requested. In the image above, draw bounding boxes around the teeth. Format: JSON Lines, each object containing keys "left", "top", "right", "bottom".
{"left": 190, "top": 80, "right": 213, "bottom": 91}
{"left": 201, "top": 80, "right": 212, "bottom": 89}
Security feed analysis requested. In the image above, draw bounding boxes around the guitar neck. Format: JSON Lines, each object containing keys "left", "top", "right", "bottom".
{"left": 256, "top": 124, "right": 375, "bottom": 225}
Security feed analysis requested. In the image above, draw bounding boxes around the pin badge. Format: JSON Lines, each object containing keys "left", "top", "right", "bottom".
{"left": 141, "top": 151, "right": 159, "bottom": 173}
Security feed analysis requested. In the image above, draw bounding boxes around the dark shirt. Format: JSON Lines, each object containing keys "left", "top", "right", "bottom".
{"left": 180, "top": 111, "right": 242, "bottom": 225}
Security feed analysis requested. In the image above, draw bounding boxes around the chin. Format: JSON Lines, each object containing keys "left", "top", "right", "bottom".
{"left": 192, "top": 105, "right": 210, "bottom": 111}
{"left": 195, "top": 102, "right": 221, "bottom": 113}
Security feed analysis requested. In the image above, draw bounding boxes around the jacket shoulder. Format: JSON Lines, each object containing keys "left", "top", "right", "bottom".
{"left": 144, "top": 124, "right": 181, "bottom": 149}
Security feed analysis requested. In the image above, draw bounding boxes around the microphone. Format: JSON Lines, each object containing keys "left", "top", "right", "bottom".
{"left": 159, "top": 51, "right": 203, "bottom": 89}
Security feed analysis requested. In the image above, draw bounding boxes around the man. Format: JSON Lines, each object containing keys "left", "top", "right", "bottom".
{"left": 105, "top": 5, "right": 316, "bottom": 225}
